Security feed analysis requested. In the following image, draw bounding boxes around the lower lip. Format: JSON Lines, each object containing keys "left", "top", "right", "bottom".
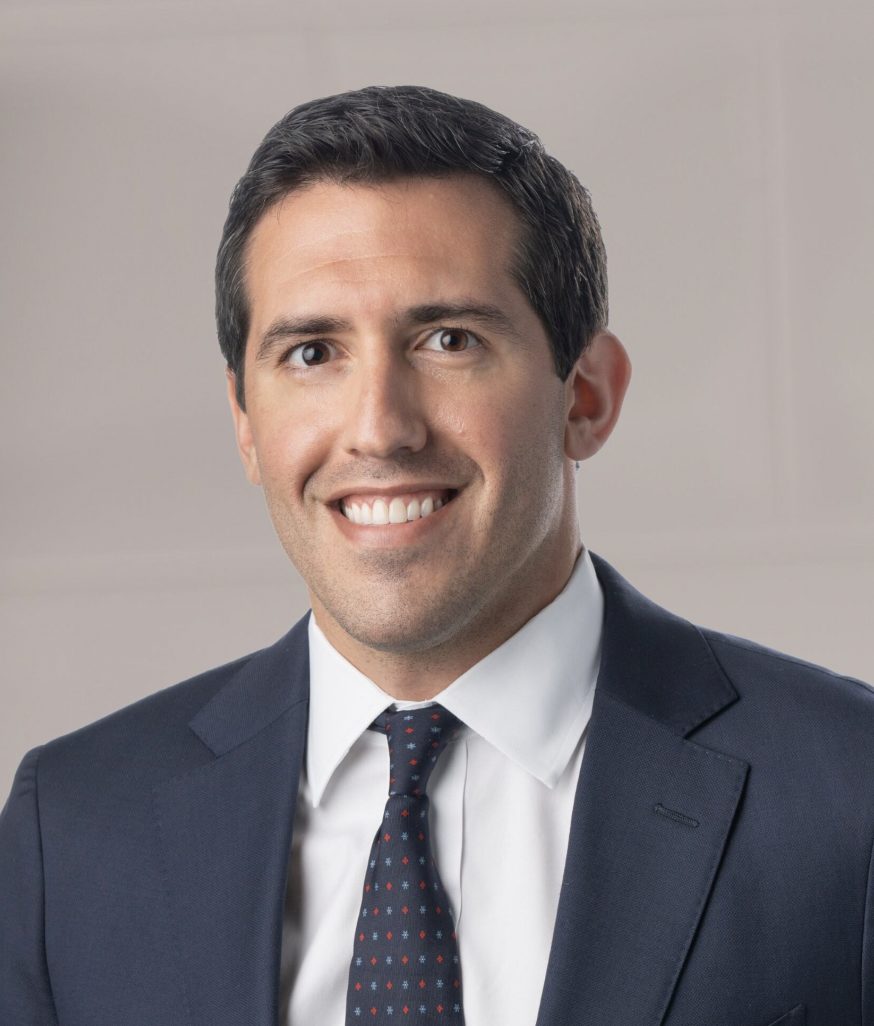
{"left": 329, "top": 496, "right": 457, "bottom": 547}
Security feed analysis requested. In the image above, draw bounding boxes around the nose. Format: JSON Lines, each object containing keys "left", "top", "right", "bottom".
{"left": 340, "top": 348, "right": 428, "bottom": 459}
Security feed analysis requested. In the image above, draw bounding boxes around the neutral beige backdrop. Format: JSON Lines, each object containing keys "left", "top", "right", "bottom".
{"left": 2, "top": 0, "right": 872, "bottom": 794}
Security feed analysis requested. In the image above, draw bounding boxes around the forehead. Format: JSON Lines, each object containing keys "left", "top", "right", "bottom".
{"left": 243, "top": 175, "right": 526, "bottom": 330}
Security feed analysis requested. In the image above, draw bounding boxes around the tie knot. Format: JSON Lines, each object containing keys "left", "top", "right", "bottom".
{"left": 370, "top": 704, "right": 462, "bottom": 797}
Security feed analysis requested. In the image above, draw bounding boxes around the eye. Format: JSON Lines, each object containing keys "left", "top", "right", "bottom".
{"left": 285, "top": 340, "right": 336, "bottom": 368}
{"left": 419, "top": 327, "right": 482, "bottom": 353}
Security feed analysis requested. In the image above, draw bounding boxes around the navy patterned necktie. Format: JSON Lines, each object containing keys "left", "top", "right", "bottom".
{"left": 345, "top": 704, "right": 466, "bottom": 1024}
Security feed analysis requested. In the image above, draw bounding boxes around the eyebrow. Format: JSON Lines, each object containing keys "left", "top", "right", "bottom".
{"left": 255, "top": 300, "right": 521, "bottom": 363}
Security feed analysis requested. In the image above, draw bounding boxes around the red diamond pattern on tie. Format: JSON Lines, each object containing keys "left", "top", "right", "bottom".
{"left": 345, "top": 704, "right": 465, "bottom": 1024}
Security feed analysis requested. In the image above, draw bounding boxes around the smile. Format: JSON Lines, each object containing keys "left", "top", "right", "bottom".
{"left": 338, "top": 489, "right": 457, "bottom": 526}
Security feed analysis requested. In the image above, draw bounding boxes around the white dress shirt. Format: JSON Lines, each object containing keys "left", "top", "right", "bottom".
{"left": 279, "top": 547, "right": 603, "bottom": 1026}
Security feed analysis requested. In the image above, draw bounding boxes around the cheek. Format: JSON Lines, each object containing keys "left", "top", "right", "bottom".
{"left": 431, "top": 402, "right": 468, "bottom": 439}
{"left": 250, "top": 406, "right": 332, "bottom": 496}
{"left": 436, "top": 395, "right": 532, "bottom": 496}
{"left": 433, "top": 385, "right": 563, "bottom": 510}
{"left": 429, "top": 371, "right": 526, "bottom": 443}
{"left": 429, "top": 383, "right": 511, "bottom": 464}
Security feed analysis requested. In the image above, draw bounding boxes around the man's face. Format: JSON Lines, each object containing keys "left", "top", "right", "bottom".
{"left": 230, "top": 175, "right": 581, "bottom": 659}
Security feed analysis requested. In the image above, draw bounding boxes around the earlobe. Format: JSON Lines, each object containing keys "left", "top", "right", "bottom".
{"left": 564, "top": 331, "right": 632, "bottom": 462}
{"left": 225, "top": 369, "right": 262, "bottom": 486}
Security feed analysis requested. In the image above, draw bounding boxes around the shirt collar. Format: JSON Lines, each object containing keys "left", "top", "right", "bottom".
{"left": 305, "top": 546, "right": 603, "bottom": 806}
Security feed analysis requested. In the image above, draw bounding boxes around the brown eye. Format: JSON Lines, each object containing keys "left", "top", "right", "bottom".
{"left": 287, "top": 341, "right": 334, "bottom": 367}
{"left": 421, "top": 327, "right": 481, "bottom": 353}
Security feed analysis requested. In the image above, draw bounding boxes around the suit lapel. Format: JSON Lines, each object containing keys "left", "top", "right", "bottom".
{"left": 535, "top": 553, "right": 750, "bottom": 1026}
{"left": 151, "top": 616, "right": 310, "bottom": 1026}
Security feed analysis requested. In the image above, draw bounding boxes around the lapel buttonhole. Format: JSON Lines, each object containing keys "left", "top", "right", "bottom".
{"left": 653, "top": 802, "right": 700, "bottom": 828}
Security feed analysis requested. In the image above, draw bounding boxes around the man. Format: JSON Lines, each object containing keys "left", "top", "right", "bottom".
{"left": 1, "top": 86, "right": 872, "bottom": 1026}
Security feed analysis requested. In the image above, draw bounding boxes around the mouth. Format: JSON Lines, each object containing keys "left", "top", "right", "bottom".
{"left": 332, "top": 488, "right": 459, "bottom": 527}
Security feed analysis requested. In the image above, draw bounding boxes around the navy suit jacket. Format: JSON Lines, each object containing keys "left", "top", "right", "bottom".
{"left": 2, "top": 552, "right": 874, "bottom": 1026}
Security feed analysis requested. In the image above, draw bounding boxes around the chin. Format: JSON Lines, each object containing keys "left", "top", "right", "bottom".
{"left": 326, "top": 594, "right": 475, "bottom": 656}
{"left": 335, "top": 613, "right": 442, "bottom": 655}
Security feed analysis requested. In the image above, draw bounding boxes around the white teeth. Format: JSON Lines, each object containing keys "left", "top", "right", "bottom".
{"left": 389, "top": 497, "right": 407, "bottom": 524}
{"left": 340, "top": 492, "right": 453, "bottom": 525}
{"left": 372, "top": 498, "right": 390, "bottom": 525}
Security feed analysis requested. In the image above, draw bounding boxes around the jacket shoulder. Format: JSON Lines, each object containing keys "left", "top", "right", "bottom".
{"left": 701, "top": 626, "right": 874, "bottom": 709}
{"left": 34, "top": 644, "right": 271, "bottom": 793}
{"left": 697, "top": 626, "right": 874, "bottom": 775}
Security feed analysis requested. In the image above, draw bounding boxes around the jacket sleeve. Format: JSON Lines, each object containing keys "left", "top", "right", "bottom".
{"left": 0, "top": 746, "right": 60, "bottom": 1025}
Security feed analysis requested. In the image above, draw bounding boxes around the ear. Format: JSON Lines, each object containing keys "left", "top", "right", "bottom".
{"left": 226, "top": 369, "right": 261, "bottom": 486}
{"left": 563, "top": 331, "right": 632, "bottom": 462}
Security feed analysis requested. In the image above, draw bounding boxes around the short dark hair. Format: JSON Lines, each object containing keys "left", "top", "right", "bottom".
{"left": 216, "top": 85, "right": 608, "bottom": 408}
